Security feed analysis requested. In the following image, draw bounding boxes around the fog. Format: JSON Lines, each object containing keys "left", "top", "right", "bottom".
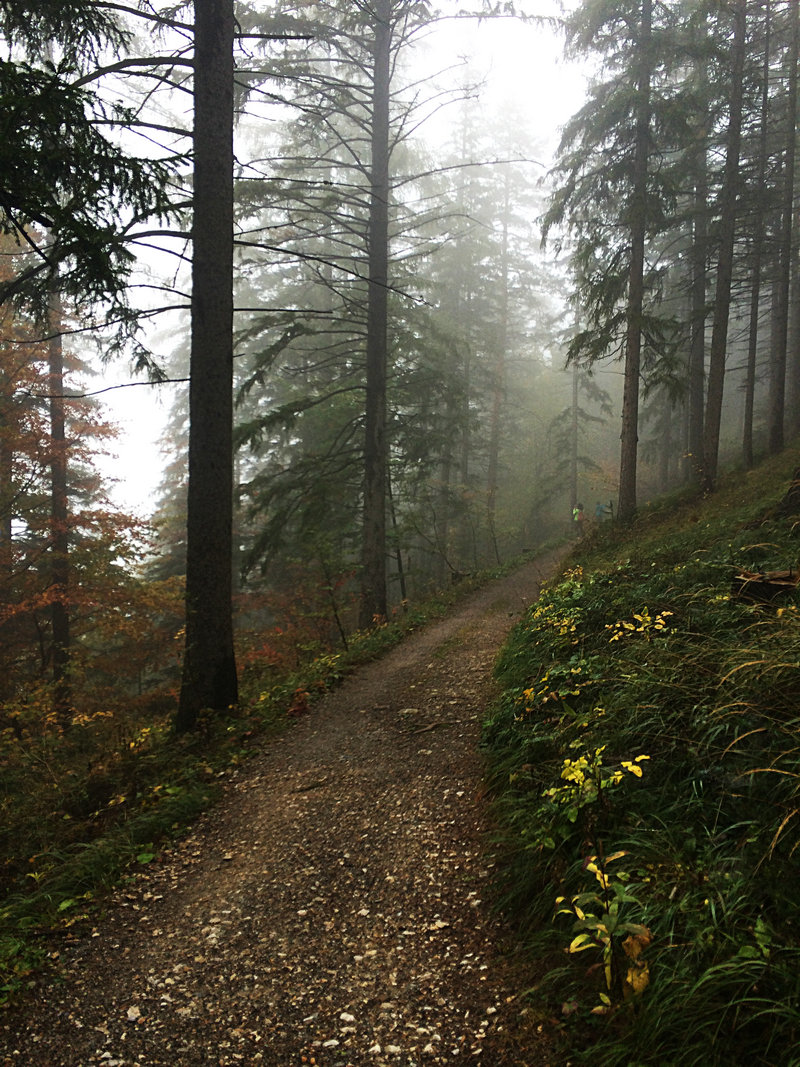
{"left": 98, "top": 4, "right": 589, "bottom": 519}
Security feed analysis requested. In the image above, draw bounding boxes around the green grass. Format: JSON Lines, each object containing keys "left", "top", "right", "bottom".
{"left": 484, "top": 449, "right": 800, "bottom": 1065}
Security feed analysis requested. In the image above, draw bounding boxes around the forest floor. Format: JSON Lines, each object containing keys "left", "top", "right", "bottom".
{"left": 0, "top": 547, "right": 570, "bottom": 1067}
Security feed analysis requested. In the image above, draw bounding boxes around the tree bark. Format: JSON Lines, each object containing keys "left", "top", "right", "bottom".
{"left": 458, "top": 301, "right": 473, "bottom": 569}
{"left": 658, "top": 395, "right": 673, "bottom": 490}
{"left": 176, "top": 0, "right": 238, "bottom": 731}
{"left": 48, "top": 286, "right": 70, "bottom": 723}
{"left": 486, "top": 168, "right": 509, "bottom": 566}
{"left": 617, "top": 0, "right": 652, "bottom": 524}
{"left": 570, "top": 360, "right": 579, "bottom": 511}
{"left": 767, "top": 0, "right": 799, "bottom": 455}
{"left": 0, "top": 359, "right": 12, "bottom": 607}
{"left": 358, "top": 0, "right": 391, "bottom": 629}
{"left": 743, "top": 1, "right": 772, "bottom": 468}
{"left": 687, "top": 112, "right": 708, "bottom": 483}
{"left": 786, "top": 232, "right": 800, "bottom": 437}
{"left": 702, "top": 0, "right": 746, "bottom": 492}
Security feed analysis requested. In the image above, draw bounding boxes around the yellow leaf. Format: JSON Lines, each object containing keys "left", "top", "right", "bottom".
{"left": 622, "top": 928, "right": 652, "bottom": 960}
{"left": 625, "top": 960, "right": 650, "bottom": 996}
{"left": 569, "top": 933, "right": 595, "bottom": 953}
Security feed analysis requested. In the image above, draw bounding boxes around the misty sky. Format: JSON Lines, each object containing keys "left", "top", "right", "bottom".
{"left": 98, "top": 6, "right": 588, "bottom": 517}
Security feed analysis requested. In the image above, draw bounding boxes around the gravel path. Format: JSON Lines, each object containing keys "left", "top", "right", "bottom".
{"left": 0, "top": 550, "right": 568, "bottom": 1067}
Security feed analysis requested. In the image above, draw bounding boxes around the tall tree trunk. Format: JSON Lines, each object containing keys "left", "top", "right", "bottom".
{"left": 176, "top": 0, "right": 238, "bottom": 731}
{"left": 786, "top": 234, "right": 800, "bottom": 436}
{"left": 48, "top": 286, "right": 70, "bottom": 723}
{"left": 702, "top": 0, "right": 747, "bottom": 492}
{"left": 458, "top": 306, "right": 473, "bottom": 569}
{"left": 0, "top": 335, "right": 15, "bottom": 705}
{"left": 743, "top": 251, "right": 764, "bottom": 469}
{"left": 767, "top": 0, "right": 799, "bottom": 454}
{"left": 486, "top": 169, "right": 510, "bottom": 566}
{"left": 686, "top": 42, "right": 710, "bottom": 485}
{"left": 618, "top": 0, "right": 652, "bottom": 524}
{"left": 687, "top": 137, "right": 708, "bottom": 483}
{"left": 0, "top": 369, "right": 11, "bottom": 607}
{"left": 455, "top": 108, "right": 474, "bottom": 571}
{"left": 359, "top": 0, "right": 391, "bottom": 629}
{"left": 387, "top": 473, "right": 407, "bottom": 604}
{"left": 435, "top": 345, "right": 458, "bottom": 586}
{"left": 570, "top": 360, "right": 579, "bottom": 510}
{"left": 743, "top": 0, "right": 772, "bottom": 468}
{"left": 658, "top": 395, "right": 673, "bottom": 490}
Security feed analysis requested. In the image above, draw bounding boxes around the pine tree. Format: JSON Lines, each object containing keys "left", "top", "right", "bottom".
{"left": 767, "top": 0, "right": 799, "bottom": 455}
{"left": 0, "top": 1, "right": 174, "bottom": 310}
{"left": 544, "top": 0, "right": 685, "bottom": 520}
{"left": 702, "top": 0, "right": 747, "bottom": 491}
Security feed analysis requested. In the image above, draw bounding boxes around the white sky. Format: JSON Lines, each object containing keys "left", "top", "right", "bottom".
{"left": 421, "top": 7, "right": 587, "bottom": 149}
{"left": 96, "top": 5, "right": 589, "bottom": 517}
{"left": 97, "top": 372, "right": 175, "bottom": 517}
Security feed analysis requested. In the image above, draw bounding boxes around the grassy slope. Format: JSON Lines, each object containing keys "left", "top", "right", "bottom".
{"left": 485, "top": 448, "right": 800, "bottom": 1066}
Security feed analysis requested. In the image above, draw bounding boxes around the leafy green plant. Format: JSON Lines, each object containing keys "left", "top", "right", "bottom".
{"left": 557, "top": 849, "right": 651, "bottom": 1011}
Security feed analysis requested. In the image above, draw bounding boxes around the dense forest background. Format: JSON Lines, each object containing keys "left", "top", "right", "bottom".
{"left": 7, "top": 0, "right": 797, "bottom": 731}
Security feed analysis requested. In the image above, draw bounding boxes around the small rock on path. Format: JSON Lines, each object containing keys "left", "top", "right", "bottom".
{"left": 0, "top": 551, "right": 568, "bottom": 1067}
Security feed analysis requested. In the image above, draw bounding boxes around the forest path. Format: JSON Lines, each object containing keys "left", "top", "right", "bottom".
{"left": 1, "top": 548, "right": 569, "bottom": 1067}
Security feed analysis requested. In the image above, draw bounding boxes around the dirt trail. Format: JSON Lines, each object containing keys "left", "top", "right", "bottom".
{"left": 1, "top": 550, "right": 568, "bottom": 1067}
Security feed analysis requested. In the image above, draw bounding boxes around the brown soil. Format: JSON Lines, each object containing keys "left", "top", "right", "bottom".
{"left": 0, "top": 550, "right": 569, "bottom": 1067}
